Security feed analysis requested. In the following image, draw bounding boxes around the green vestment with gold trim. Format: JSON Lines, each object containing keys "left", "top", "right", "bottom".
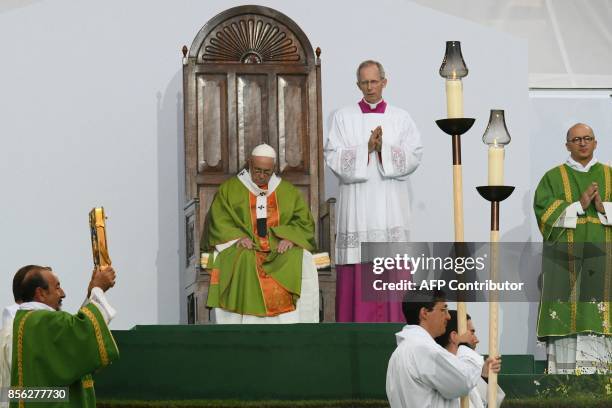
{"left": 10, "top": 303, "right": 119, "bottom": 408}
{"left": 201, "top": 176, "right": 316, "bottom": 317}
{"left": 533, "top": 163, "right": 611, "bottom": 338}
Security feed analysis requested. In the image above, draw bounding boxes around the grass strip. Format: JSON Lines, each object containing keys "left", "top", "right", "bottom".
{"left": 98, "top": 400, "right": 390, "bottom": 408}
{"left": 99, "top": 396, "right": 612, "bottom": 408}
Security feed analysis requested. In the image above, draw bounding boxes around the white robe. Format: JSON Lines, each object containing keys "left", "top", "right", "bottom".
{"left": 0, "top": 304, "right": 19, "bottom": 408}
{"left": 386, "top": 325, "right": 484, "bottom": 408}
{"left": 324, "top": 102, "right": 423, "bottom": 265}
{"left": 547, "top": 334, "right": 612, "bottom": 374}
{"left": 469, "top": 377, "right": 505, "bottom": 408}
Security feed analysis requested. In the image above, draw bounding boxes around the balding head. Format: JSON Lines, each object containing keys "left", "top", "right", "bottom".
{"left": 565, "top": 123, "right": 597, "bottom": 166}
{"left": 20, "top": 266, "right": 65, "bottom": 310}
{"left": 566, "top": 123, "right": 594, "bottom": 141}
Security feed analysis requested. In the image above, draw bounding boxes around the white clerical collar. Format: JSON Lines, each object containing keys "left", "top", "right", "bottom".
{"left": 566, "top": 156, "right": 598, "bottom": 172}
{"left": 19, "top": 301, "right": 55, "bottom": 312}
{"left": 237, "top": 169, "right": 281, "bottom": 196}
{"left": 395, "top": 324, "right": 435, "bottom": 345}
{"left": 363, "top": 98, "right": 383, "bottom": 110}
{"left": 237, "top": 169, "right": 281, "bottom": 221}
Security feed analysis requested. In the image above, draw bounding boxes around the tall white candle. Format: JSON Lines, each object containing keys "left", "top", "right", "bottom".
{"left": 488, "top": 145, "right": 504, "bottom": 185}
{"left": 445, "top": 79, "right": 463, "bottom": 118}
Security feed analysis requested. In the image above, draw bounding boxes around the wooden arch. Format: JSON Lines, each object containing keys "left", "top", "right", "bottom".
{"left": 182, "top": 5, "right": 335, "bottom": 323}
{"left": 188, "top": 5, "right": 316, "bottom": 65}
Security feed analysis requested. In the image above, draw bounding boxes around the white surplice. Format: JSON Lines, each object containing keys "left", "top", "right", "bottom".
{"left": 324, "top": 102, "right": 423, "bottom": 265}
{"left": 386, "top": 325, "right": 484, "bottom": 408}
{"left": 0, "top": 304, "right": 19, "bottom": 332}
{"left": 0, "top": 304, "right": 19, "bottom": 408}
{"left": 469, "top": 377, "right": 505, "bottom": 408}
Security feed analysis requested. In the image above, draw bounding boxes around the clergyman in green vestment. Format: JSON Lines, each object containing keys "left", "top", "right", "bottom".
{"left": 8, "top": 265, "right": 119, "bottom": 407}
{"left": 201, "top": 143, "right": 320, "bottom": 323}
{"left": 533, "top": 123, "right": 611, "bottom": 374}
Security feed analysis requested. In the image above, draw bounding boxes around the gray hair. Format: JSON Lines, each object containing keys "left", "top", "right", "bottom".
{"left": 356, "top": 60, "right": 386, "bottom": 81}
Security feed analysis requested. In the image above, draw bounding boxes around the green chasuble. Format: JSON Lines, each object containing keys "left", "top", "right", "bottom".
{"left": 533, "top": 162, "right": 611, "bottom": 338}
{"left": 201, "top": 175, "right": 316, "bottom": 317}
{"left": 10, "top": 303, "right": 119, "bottom": 408}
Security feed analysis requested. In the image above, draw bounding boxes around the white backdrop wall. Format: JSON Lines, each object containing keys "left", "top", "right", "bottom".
{"left": 529, "top": 90, "right": 612, "bottom": 245}
{"left": 412, "top": 0, "right": 612, "bottom": 88}
{"left": 0, "top": 1, "right": 535, "bottom": 353}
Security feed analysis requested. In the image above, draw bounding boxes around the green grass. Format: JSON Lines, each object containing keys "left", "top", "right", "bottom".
{"left": 98, "top": 396, "right": 612, "bottom": 408}
{"left": 501, "top": 396, "right": 612, "bottom": 407}
{"left": 98, "top": 400, "right": 390, "bottom": 408}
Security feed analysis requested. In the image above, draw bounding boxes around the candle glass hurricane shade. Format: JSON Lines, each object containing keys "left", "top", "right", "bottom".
{"left": 440, "top": 41, "right": 468, "bottom": 118}
{"left": 482, "top": 110, "right": 511, "bottom": 147}
{"left": 483, "top": 110, "right": 511, "bottom": 186}
{"left": 439, "top": 41, "right": 468, "bottom": 79}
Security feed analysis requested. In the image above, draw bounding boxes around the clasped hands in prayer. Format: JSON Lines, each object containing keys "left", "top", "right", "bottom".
{"left": 236, "top": 237, "right": 295, "bottom": 253}
{"left": 368, "top": 126, "right": 383, "bottom": 153}
{"left": 580, "top": 182, "right": 606, "bottom": 213}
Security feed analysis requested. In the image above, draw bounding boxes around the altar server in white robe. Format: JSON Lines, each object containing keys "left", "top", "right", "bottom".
{"left": 386, "top": 292, "right": 485, "bottom": 408}
{"left": 324, "top": 60, "right": 423, "bottom": 322}
{"left": 435, "top": 311, "right": 505, "bottom": 408}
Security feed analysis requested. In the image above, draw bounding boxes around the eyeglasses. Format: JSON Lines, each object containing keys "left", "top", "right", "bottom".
{"left": 251, "top": 167, "right": 273, "bottom": 176}
{"left": 568, "top": 136, "right": 595, "bottom": 144}
{"left": 357, "top": 79, "right": 383, "bottom": 87}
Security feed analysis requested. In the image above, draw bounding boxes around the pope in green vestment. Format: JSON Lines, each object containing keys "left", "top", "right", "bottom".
{"left": 533, "top": 126, "right": 611, "bottom": 340}
{"left": 201, "top": 145, "right": 317, "bottom": 319}
{"left": 10, "top": 304, "right": 119, "bottom": 408}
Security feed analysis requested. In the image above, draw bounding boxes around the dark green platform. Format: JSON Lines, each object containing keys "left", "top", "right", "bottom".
{"left": 92, "top": 324, "right": 596, "bottom": 402}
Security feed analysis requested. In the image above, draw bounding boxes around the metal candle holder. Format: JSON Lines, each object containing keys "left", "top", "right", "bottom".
{"left": 476, "top": 185, "right": 514, "bottom": 407}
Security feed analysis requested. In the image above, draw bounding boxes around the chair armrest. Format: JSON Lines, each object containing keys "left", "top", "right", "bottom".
{"left": 318, "top": 198, "right": 336, "bottom": 267}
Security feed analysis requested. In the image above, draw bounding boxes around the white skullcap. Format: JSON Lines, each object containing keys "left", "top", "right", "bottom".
{"left": 251, "top": 143, "right": 276, "bottom": 160}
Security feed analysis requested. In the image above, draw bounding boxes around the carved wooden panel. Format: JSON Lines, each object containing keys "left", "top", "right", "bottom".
{"left": 185, "top": 213, "right": 195, "bottom": 267}
{"left": 192, "top": 13, "right": 310, "bottom": 65}
{"left": 198, "top": 186, "right": 219, "bottom": 233}
{"left": 236, "top": 74, "right": 269, "bottom": 166}
{"left": 277, "top": 75, "right": 308, "bottom": 173}
{"left": 196, "top": 74, "right": 227, "bottom": 173}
